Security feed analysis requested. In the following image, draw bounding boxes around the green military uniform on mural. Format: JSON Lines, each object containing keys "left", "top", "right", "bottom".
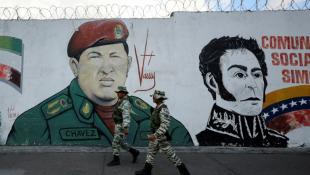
{"left": 6, "top": 79, "right": 193, "bottom": 146}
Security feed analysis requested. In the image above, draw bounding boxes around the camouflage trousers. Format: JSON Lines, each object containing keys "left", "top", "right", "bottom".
{"left": 146, "top": 140, "right": 182, "bottom": 166}
{"left": 112, "top": 123, "right": 132, "bottom": 156}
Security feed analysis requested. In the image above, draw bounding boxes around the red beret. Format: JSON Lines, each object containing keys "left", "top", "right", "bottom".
{"left": 67, "top": 19, "right": 129, "bottom": 58}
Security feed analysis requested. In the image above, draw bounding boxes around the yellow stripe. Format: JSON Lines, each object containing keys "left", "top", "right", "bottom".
{"left": 263, "top": 85, "right": 310, "bottom": 108}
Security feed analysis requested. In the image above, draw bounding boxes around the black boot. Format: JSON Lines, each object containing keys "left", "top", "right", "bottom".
{"left": 107, "top": 155, "right": 120, "bottom": 166}
{"left": 129, "top": 148, "right": 140, "bottom": 163}
{"left": 177, "top": 163, "right": 190, "bottom": 175}
{"left": 135, "top": 162, "right": 153, "bottom": 175}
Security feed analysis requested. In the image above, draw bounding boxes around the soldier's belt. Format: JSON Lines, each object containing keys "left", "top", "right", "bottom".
{"left": 140, "top": 131, "right": 172, "bottom": 141}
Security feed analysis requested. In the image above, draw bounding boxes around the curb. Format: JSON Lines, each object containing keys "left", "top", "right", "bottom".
{"left": 1, "top": 146, "right": 310, "bottom": 154}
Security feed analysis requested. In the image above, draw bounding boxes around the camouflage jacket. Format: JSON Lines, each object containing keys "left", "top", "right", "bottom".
{"left": 114, "top": 98, "right": 131, "bottom": 129}
{"left": 152, "top": 103, "right": 170, "bottom": 139}
{"left": 6, "top": 78, "right": 193, "bottom": 146}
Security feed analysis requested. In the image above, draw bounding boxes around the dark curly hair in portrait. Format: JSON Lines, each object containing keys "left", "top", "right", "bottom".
{"left": 199, "top": 36, "right": 268, "bottom": 102}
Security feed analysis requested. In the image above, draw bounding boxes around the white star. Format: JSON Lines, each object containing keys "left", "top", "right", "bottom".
{"left": 280, "top": 103, "right": 288, "bottom": 111}
{"left": 271, "top": 107, "right": 278, "bottom": 114}
{"left": 299, "top": 99, "right": 307, "bottom": 105}
{"left": 262, "top": 112, "right": 269, "bottom": 119}
{"left": 289, "top": 100, "right": 297, "bottom": 107}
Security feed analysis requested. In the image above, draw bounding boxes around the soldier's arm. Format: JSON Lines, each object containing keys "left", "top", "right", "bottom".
{"left": 154, "top": 107, "right": 170, "bottom": 139}
{"left": 121, "top": 100, "right": 131, "bottom": 131}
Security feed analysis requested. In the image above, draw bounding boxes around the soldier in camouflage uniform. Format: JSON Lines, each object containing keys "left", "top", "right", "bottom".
{"left": 135, "top": 90, "right": 191, "bottom": 175}
{"left": 107, "top": 86, "right": 140, "bottom": 166}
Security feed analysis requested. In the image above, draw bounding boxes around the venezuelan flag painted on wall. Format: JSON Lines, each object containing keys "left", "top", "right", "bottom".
{"left": 262, "top": 85, "right": 310, "bottom": 135}
{"left": 0, "top": 36, "right": 23, "bottom": 89}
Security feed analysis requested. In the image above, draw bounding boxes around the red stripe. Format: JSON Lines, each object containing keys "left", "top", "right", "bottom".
{"left": 266, "top": 110, "right": 310, "bottom": 135}
{"left": 0, "top": 64, "right": 12, "bottom": 79}
{"left": 0, "top": 63, "right": 21, "bottom": 87}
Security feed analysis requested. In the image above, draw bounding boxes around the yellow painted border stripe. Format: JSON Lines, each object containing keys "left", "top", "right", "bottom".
{"left": 263, "top": 85, "right": 310, "bottom": 108}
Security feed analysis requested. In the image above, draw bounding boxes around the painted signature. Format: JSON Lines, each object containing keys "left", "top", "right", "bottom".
{"left": 134, "top": 29, "right": 156, "bottom": 93}
{"left": 8, "top": 105, "right": 19, "bottom": 119}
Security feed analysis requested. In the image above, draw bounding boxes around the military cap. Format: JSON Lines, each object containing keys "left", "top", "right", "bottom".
{"left": 150, "top": 90, "right": 168, "bottom": 100}
{"left": 67, "top": 19, "right": 129, "bottom": 58}
{"left": 115, "top": 86, "right": 129, "bottom": 93}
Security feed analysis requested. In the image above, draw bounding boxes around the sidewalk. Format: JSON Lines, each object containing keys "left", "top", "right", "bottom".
{"left": 1, "top": 146, "right": 310, "bottom": 175}
{"left": 1, "top": 146, "right": 310, "bottom": 154}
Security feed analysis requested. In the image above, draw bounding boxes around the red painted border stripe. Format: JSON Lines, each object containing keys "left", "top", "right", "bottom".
{"left": 0, "top": 63, "right": 21, "bottom": 88}
{"left": 266, "top": 110, "right": 310, "bottom": 135}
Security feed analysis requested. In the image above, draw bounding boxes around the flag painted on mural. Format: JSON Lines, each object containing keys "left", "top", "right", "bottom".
{"left": 0, "top": 36, "right": 22, "bottom": 88}
{"left": 262, "top": 85, "right": 310, "bottom": 135}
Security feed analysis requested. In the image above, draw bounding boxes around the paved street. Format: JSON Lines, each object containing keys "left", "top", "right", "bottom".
{"left": 0, "top": 147, "right": 310, "bottom": 175}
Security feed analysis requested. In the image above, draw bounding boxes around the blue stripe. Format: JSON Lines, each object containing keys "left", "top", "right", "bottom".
{"left": 262, "top": 96, "right": 310, "bottom": 123}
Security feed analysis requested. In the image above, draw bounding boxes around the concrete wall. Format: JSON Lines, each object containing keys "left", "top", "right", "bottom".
{"left": 0, "top": 11, "right": 309, "bottom": 147}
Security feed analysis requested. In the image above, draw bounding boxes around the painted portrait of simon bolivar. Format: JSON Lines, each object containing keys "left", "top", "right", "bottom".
{"left": 196, "top": 36, "right": 288, "bottom": 147}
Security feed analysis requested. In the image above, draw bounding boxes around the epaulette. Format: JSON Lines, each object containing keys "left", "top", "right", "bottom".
{"left": 41, "top": 94, "right": 73, "bottom": 120}
{"left": 128, "top": 96, "right": 152, "bottom": 121}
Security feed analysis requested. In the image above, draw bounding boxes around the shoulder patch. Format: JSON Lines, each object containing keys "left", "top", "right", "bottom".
{"left": 127, "top": 96, "right": 152, "bottom": 121}
{"left": 42, "top": 94, "right": 73, "bottom": 120}
{"left": 134, "top": 98, "right": 148, "bottom": 110}
{"left": 79, "top": 99, "right": 92, "bottom": 119}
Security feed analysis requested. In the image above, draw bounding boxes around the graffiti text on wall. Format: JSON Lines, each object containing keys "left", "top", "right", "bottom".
{"left": 134, "top": 29, "right": 156, "bottom": 93}
{"left": 262, "top": 36, "right": 310, "bottom": 84}
{"left": 8, "top": 105, "right": 19, "bottom": 120}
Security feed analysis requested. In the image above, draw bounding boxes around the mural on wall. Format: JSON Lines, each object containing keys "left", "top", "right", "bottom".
{"left": 260, "top": 36, "right": 310, "bottom": 143}
{"left": 6, "top": 19, "right": 193, "bottom": 146}
{"left": 263, "top": 86, "right": 310, "bottom": 137}
{"left": 1, "top": 12, "right": 309, "bottom": 147}
{"left": 0, "top": 36, "right": 23, "bottom": 92}
{"left": 196, "top": 36, "right": 289, "bottom": 147}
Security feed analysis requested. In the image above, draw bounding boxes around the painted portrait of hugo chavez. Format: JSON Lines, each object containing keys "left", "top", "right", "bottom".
{"left": 196, "top": 36, "right": 288, "bottom": 147}
{"left": 6, "top": 19, "right": 193, "bottom": 147}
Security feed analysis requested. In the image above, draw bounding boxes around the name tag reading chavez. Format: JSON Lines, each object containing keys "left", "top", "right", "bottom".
{"left": 60, "top": 128, "right": 100, "bottom": 140}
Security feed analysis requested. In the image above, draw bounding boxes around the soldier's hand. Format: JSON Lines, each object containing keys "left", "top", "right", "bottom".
{"left": 123, "top": 130, "right": 129, "bottom": 136}
{"left": 149, "top": 134, "right": 156, "bottom": 142}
